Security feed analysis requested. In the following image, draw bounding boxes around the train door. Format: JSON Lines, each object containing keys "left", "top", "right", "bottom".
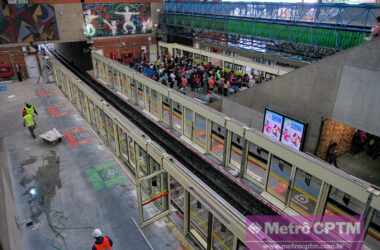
{"left": 136, "top": 152, "right": 170, "bottom": 227}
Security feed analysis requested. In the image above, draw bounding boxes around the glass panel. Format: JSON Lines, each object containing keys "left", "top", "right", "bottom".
{"left": 210, "top": 122, "right": 225, "bottom": 160}
{"left": 324, "top": 187, "right": 364, "bottom": 219}
{"left": 129, "top": 80, "right": 136, "bottom": 99}
{"left": 121, "top": 74, "right": 128, "bottom": 96}
{"left": 289, "top": 169, "right": 322, "bottom": 215}
{"left": 128, "top": 137, "right": 136, "bottom": 172}
{"left": 118, "top": 126, "right": 129, "bottom": 164}
{"left": 162, "top": 96, "right": 170, "bottom": 126}
{"left": 212, "top": 217, "right": 234, "bottom": 250}
{"left": 246, "top": 143, "right": 269, "bottom": 185}
{"left": 237, "top": 240, "right": 247, "bottom": 250}
{"left": 230, "top": 133, "right": 244, "bottom": 170}
{"left": 365, "top": 210, "right": 380, "bottom": 250}
{"left": 190, "top": 194, "right": 209, "bottom": 249}
{"left": 140, "top": 172, "right": 169, "bottom": 222}
{"left": 172, "top": 101, "right": 183, "bottom": 133}
{"left": 150, "top": 89, "right": 161, "bottom": 119}
{"left": 97, "top": 108, "right": 107, "bottom": 142}
{"left": 323, "top": 187, "right": 365, "bottom": 242}
{"left": 87, "top": 100, "right": 95, "bottom": 127}
{"left": 137, "top": 82, "right": 145, "bottom": 108}
{"left": 105, "top": 114, "right": 116, "bottom": 152}
{"left": 170, "top": 177, "right": 185, "bottom": 213}
{"left": 194, "top": 113, "right": 207, "bottom": 149}
{"left": 184, "top": 108, "right": 193, "bottom": 139}
{"left": 136, "top": 145, "right": 148, "bottom": 178}
{"left": 267, "top": 155, "right": 292, "bottom": 203}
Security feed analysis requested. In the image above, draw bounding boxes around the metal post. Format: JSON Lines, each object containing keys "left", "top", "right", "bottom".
{"left": 206, "top": 212, "right": 213, "bottom": 250}
{"left": 223, "top": 130, "right": 232, "bottom": 167}
{"left": 184, "top": 191, "right": 190, "bottom": 235}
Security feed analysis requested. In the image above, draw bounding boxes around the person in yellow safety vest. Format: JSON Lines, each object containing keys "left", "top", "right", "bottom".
{"left": 22, "top": 103, "right": 38, "bottom": 118}
{"left": 23, "top": 113, "right": 36, "bottom": 139}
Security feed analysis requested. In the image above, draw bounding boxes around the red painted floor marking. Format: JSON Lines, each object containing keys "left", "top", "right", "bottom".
{"left": 79, "top": 138, "right": 92, "bottom": 145}
{"left": 47, "top": 106, "right": 62, "bottom": 118}
{"left": 64, "top": 132, "right": 78, "bottom": 149}
{"left": 36, "top": 88, "right": 49, "bottom": 97}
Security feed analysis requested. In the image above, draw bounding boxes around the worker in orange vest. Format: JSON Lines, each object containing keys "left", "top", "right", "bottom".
{"left": 92, "top": 228, "right": 113, "bottom": 250}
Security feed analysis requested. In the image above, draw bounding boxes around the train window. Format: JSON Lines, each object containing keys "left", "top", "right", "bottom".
{"left": 289, "top": 169, "right": 322, "bottom": 215}
{"left": 128, "top": 137, "right": 136, "bottom": 172}
{"left": 189, "top": 194, "right": 209, "bottom": 249}
{"left": 246, "top": 143, "right": 269, "bottom": 185}
{"left": 210, "top": 122, "right": 226, "bottom": 160}
{"left": 212, "top": 216, "right": 234, "bottom": 250}
{"left": 117, "top": 126, "right": 129, "bottom": 164}
{"left": 323, "top": 187, "right": 364, "bottom": 220}
{"left": 267, "top": 155, "right": 292, "bottom": 203}
{"left": 230, "top": 133, "right": 245, "bottom": 171}
{"left": 137, "top": 82, "right": 145, "bottom": 108}
{"left": 365, "top": 209, "right": 380, "bottom": 250}
{"left": 172, "top": 101, "right": 183, "bottom": 133}
{"left": 184, "top": 108, "right": 193, "bottom": 140}
{"left": 194, "top": 113, "right": 207, "bottom": 150}
{"left": 162, "top": 96, "right": 171, "bottom": 126}
{"left": 136, "top": 145, "right": 148, "bottom": 178}
{"left": 150, "top": 89, "right": 161, "bottom": 119}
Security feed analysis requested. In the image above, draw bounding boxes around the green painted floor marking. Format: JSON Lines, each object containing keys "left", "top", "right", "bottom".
{"left": 86, "top": 160, "right": 127, "bottom": 191}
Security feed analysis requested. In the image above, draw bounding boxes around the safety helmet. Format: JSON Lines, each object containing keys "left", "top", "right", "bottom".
{"left": 92, "top": 228, "right": 103, "bottom": 238}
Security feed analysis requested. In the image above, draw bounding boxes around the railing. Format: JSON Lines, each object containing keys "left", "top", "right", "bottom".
{"left": 92, "top": 51, "right": 380, "bottom": 217}
{"left": 164, "top": 2, "right": 380, "bottom": 30}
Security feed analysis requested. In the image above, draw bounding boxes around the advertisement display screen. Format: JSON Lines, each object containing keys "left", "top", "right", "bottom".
{"left": 263, "top": 110, "right": 283, "bottom": 142}
{"left": 280, "top": 118, "right": 306, "bottom": 151}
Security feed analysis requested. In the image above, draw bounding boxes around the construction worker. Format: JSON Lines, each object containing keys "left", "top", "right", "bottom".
{"left": 92, "top": 228, "right": 113, "bottom": 250}
{"left": 23, "top": 112, "right": 36, "bottom": 139}
{"left": 23, "top": 103, "right": 38, "bottom": 117}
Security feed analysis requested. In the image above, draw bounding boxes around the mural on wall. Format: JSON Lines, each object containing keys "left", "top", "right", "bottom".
{"left": 82, "top": 3, "right": 152, "bottom": 38}
{"left": 0, "top": 4, "right": 59, "bottom": 44}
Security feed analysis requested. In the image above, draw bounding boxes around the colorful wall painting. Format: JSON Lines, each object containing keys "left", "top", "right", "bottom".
{"left": 82, "top": 3, "right": 152, "bottom": 38}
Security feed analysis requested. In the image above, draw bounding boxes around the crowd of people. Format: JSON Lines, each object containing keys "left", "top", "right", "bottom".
{"left": 128, "top": 54, "right": 255, "bottom": 97}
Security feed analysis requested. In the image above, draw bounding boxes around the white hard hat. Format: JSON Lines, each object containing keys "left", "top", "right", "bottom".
{"left": 92, "top": 228, "right": 103, "bottom": 238}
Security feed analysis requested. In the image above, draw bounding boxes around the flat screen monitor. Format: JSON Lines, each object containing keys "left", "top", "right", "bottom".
{"left": 263, "top": 109, "right": 284, "bottom": 142}
{"left": 280, "top": 117, "right": 306, "bottom": 151}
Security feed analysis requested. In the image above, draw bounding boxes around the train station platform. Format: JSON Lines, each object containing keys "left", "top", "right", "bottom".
{"left": 0, "top": 79, "right": 187, "bottom": 250}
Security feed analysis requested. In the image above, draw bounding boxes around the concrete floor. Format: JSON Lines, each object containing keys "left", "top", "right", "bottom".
{"left": 338, "top": 152, "right": 380, "bottom": 188}
{"left": 0, "top": 79, "right": 187, "bottom": 250}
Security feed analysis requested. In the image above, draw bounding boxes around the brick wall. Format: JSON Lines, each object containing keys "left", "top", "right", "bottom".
{"left": 92, "top": 35, "right": 154, "bottom": 63}
{"left": 317, "top": 118, "right": 356, "bottom": 160}
{"left": 0, "top": 46, "right": 27, "bottom": 79}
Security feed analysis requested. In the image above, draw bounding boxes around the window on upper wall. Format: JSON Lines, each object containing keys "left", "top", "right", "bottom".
{"left": 210, "top": 123, "right": 226, "bottom": 160}
{"left": 267, "top": 155, "right": 292, "bottom": 203}
{"left": 289, "top": 169, "right": 322, "bottom": 215}
{"left": 246, "top": 143, "right": 269, "bottom": 185}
